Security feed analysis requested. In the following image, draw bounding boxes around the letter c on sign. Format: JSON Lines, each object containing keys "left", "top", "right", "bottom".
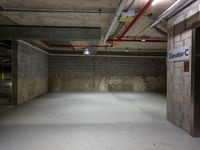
{"left": 185, "top": 49, "right": 189, "bottom": 56}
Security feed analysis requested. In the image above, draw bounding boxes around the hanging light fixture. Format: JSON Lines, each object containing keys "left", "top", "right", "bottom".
{"left": 84, "top": 48, "right": 90, "bottom": 55}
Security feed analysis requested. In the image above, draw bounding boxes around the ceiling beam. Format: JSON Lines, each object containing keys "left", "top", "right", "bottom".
{"left": 0, "top": 25, "right": 101, "bottom": 41}
{"left": 0, "top": 14, "right": 18, "bottom": 25}
{"left": 0, "top": 7, "right": 115, "bottom": 14}
{"left": 47, "top": 49, "right": 166, "bottom": 58}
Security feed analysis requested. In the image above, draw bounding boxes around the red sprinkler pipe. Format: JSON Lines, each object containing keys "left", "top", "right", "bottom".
{"left": 41, "top": 0, "right": 163, "bottom": 48}
{"left": 111, "top": 39, "right": 167, "bottom": 43}
{"left": 42, "top": 39, "right": 166, "bottom": 48}
{"left": 118, "top": 0, "right": 154, "bottom": 40}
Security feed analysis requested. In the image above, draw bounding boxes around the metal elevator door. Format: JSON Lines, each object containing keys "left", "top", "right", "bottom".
{"left": 192, "top": 27, "right": 200, "bottom": 137}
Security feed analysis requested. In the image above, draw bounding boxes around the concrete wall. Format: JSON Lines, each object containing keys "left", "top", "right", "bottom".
{"left": 48, "top": 56, "right": 166, "bottom": 92}
{"left": 167, "top": 1, "right": 200, "bottom": 136}
{"left": 17, "top": 41, "right": 48, "bottom": 104}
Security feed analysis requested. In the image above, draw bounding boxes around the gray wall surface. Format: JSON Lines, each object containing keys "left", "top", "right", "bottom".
{"left": 167, "top": 1, "right": 200, "bottom": 136}
{"left": 48, "top": 56, "right": 166, "bottom": 92}
{"left": 17, "top": 41, "right": 48, "bottom": 104}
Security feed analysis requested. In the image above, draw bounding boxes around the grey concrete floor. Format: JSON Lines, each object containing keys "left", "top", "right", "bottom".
{"left": 0, "top": 92, "right": 200, "bottom": 150}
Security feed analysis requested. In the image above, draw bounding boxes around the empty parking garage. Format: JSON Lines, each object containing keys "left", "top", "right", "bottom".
{"left": 0, "top": 0, "right": 200, "bottom": 150}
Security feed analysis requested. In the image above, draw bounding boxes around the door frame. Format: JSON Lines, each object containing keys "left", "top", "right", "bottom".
{"left": 191, "top": 27, "right": 200, "bottom": 137}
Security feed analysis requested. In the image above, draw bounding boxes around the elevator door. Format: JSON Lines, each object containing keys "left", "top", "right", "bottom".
{"left": 192, "top": 27, "right": 200, "bottom": 136}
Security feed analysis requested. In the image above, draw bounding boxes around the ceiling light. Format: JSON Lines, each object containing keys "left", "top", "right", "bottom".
{"left": 84, "top": 48, "right": 90, "bottom": 55}
{"left": 152, "top": 0, "right": 162, "bottom": 6}
{"left": 141, "top": 39, "right": 146, "bottom": 42}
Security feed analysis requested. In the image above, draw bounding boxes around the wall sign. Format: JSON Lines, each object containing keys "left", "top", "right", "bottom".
{"left": 169, "top": 46, "right": 190, "bottom": 62}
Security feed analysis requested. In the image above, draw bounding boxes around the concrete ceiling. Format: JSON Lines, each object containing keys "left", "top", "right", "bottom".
{"left": 0, "top": 0, "right": 178, "bottom": 53}
{"left": 0, "top": 0, "right": 117, "bottom": 9}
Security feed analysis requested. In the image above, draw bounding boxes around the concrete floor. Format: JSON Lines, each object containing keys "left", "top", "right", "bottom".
{"left": 0, "top": 92, "right": 199, "bottom": 150}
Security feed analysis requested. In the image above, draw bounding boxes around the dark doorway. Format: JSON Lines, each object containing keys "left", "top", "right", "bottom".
{"left": 0, "top": 40, "right": 12, "bottom": 105}
{"left": 192, "top": 27, "right": 200, "bottom": 137}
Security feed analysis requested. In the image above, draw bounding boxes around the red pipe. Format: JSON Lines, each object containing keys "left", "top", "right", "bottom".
{"left": 42, "top": 38, "right": 166, "bottom": 48}
{"left": 111, "top": 39, "right": 167, "bottom": 43}
{"left": 41, "top": 0, "right": 159, "bottom": 48}
{"left": 118, "top": 0, "right": 154, "bottom": 40}
{"left": 41, "top": 0, "right": 166, "bottom": 48}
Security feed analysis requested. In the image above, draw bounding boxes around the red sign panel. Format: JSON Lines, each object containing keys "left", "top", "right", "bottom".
{"left": 184, "top": 61, "right": 189, "bottom": 72}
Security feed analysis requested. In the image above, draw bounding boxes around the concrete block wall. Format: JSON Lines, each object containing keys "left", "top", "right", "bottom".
{"left": 167, "top": 31, "right": 192, "bottom": 133}
{"left": 167, "top": 1, "right": 200, "bottom": 135}
{"left": 48, "top": 56, "right": 166, "bottom": 92}
{"left": 17, "top": 41, "right": 48, "bottom": 104}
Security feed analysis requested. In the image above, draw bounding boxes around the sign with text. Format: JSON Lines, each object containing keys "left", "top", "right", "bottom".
{"left": 169, "top": 46, "right": 190, "bottom": 62}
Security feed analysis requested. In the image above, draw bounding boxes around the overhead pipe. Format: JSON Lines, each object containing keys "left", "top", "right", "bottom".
{"left": 151, "top": 0, "right": 196, "bottom": 27}
{"left": 103, "top": 0, "right": 130, "bottom": 44}
{"left": 118, "top": 0, "right": 154, "bottom": 40}
{"left": 42, "top": 38, "right": 166, "bottom": 49}
{"left": 114, "top": 0, "right": 169, "bottom": 40}
{"left": 111, "top": 39, "right": 167, "bottom": 43}
{"left": 113, "top": 0, "right": 167, "bottom": 39}
{"left": 20, "top": 40, "right": 166, "bottom": 58}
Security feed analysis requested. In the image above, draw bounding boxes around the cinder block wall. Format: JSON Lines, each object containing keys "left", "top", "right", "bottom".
{"left": 17, "top": 41, "right": 48, "bottom": 104}
{"left": 48, "top": 56, "right": 166, "bottom": 92}
{"left": 167, "top": 1, "right": 200, "bottom": 135}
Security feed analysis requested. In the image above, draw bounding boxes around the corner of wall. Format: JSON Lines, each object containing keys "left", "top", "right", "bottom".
{"left": 167, "top": 1, "right": 200, "bottom": 135}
